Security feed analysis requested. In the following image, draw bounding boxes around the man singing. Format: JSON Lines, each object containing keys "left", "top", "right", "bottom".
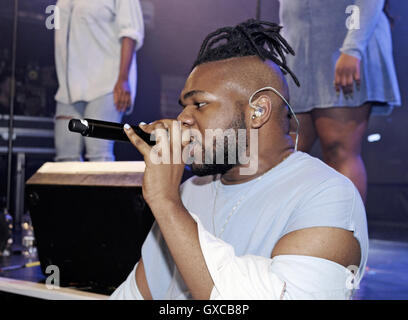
{"left": 110, "top": 20, "right": 368, "bottom": 300}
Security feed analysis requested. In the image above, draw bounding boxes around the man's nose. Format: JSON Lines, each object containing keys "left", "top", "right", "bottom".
{"left": 177, "top": 106, "right": 195, "bottom": 128}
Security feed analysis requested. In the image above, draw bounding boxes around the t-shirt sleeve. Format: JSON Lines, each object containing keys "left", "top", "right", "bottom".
{"left": 283, "top": 175, "right": 369, "bottom": 287}
{"left": 192, "top": 213, "right": 354, "bottom": 300}
{"left": 284, "top": 177, "right": 362, "bottom": 235}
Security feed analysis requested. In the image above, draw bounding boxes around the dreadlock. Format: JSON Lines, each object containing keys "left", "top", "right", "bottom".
{"left": 192, "top": 19, "right": 300, "bottom": 87}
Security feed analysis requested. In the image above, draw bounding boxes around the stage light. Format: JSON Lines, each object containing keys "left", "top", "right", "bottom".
{"left": 367, "top": 133, "right": 381, "bottom": 142}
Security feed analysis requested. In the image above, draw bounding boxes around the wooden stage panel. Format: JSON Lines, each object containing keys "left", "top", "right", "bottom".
{"left": 0, "top": 277, "right": 109, "bottom": 300}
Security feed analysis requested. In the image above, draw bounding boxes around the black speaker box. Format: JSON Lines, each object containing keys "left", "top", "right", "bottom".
{"left": 25, "top": 162, "right": 154, "bottom": 294}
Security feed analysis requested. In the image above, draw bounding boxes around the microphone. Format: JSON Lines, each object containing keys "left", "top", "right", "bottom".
{"left": 68, "top": 118, "right": 156, "bottom": 146}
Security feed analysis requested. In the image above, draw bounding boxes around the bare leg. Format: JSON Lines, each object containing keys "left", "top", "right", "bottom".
{"left": 312, "top": 103, "right": 372, "bottom": 202}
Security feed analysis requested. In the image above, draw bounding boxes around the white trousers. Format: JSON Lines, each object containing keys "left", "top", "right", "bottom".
{"left": 54, "top": 93, "right": 123, "bottom": 162}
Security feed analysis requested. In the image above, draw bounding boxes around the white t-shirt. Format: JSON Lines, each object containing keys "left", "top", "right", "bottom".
{"left": 112, "top": 151, "right": 369, "bottom": 299}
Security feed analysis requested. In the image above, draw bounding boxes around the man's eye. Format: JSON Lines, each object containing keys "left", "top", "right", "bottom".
{"left": 196, "top": 102, "right": 207, "bottom": 108}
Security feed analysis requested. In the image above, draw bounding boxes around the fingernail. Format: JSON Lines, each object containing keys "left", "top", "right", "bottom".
{"left": 124, "top": 123, "right": 131, "bottom": 130}
{"left": 139, "top": 122, "right": 146, "bottom": 126}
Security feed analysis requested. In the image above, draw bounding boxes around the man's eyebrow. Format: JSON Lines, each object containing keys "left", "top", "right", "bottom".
{"left": 178, "top": 90, "right": 206, "bottom": 107}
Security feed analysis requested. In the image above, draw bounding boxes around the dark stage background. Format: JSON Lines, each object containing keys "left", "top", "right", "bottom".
{"left": 0, "top": 0, "right": 407, "bottom": 241}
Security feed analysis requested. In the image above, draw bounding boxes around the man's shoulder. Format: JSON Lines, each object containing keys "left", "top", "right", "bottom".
{"left": 288, "top": 152, "right": 352, "bottom": 185}
{"left": 259, "top": 152, "right": 360, "bottom": 206}
{"left": 257, "top": 151, "right": 350, "bottom": 188}
{"left": 290, "top": 154, "right": 363, "bottom": 211}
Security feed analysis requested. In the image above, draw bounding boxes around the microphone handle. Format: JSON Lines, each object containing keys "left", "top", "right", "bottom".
{"left": 68, "top": 118, "right": 156, "bottom": 145}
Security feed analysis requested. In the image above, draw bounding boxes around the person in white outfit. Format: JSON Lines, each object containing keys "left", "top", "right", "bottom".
{"left": 54, "top": 0, "right": 144, "bottom": 161}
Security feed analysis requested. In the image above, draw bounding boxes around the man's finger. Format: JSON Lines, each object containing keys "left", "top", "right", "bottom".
{"left": 151, "top": 122, "right": 171, "bottom": 164}
{"left": 124, "top": 124, "right": 151, "bottom": 156}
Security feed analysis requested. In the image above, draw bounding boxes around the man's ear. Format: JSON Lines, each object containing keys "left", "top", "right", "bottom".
{"left": 250, "top": 95, "right": 272, "bottom": 129}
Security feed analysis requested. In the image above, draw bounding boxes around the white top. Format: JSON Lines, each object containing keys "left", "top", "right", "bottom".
{"left": 54, "top": 0, "right": 145, "bottom": 104}
{"left": 193, "top": 213, "right": 356, "bottom": 300}
{"left": 111, "top": 151, "right": 369, "bottom": 300}
{"left": 110, "top": 213, "right": 358, "bottom": 300}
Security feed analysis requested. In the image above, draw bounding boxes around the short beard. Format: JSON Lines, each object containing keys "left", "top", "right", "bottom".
{"left": 189, "top": 112, "right": 247, "bottom": 177}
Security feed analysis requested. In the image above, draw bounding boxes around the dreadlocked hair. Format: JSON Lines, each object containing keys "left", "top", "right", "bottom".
{"left": 192, "top": 19, "right": 300, "bottom": 87}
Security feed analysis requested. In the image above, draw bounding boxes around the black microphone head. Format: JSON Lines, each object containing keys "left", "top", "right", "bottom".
{"left": 68, "top": 119, "right": 89, "bottom": 134}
